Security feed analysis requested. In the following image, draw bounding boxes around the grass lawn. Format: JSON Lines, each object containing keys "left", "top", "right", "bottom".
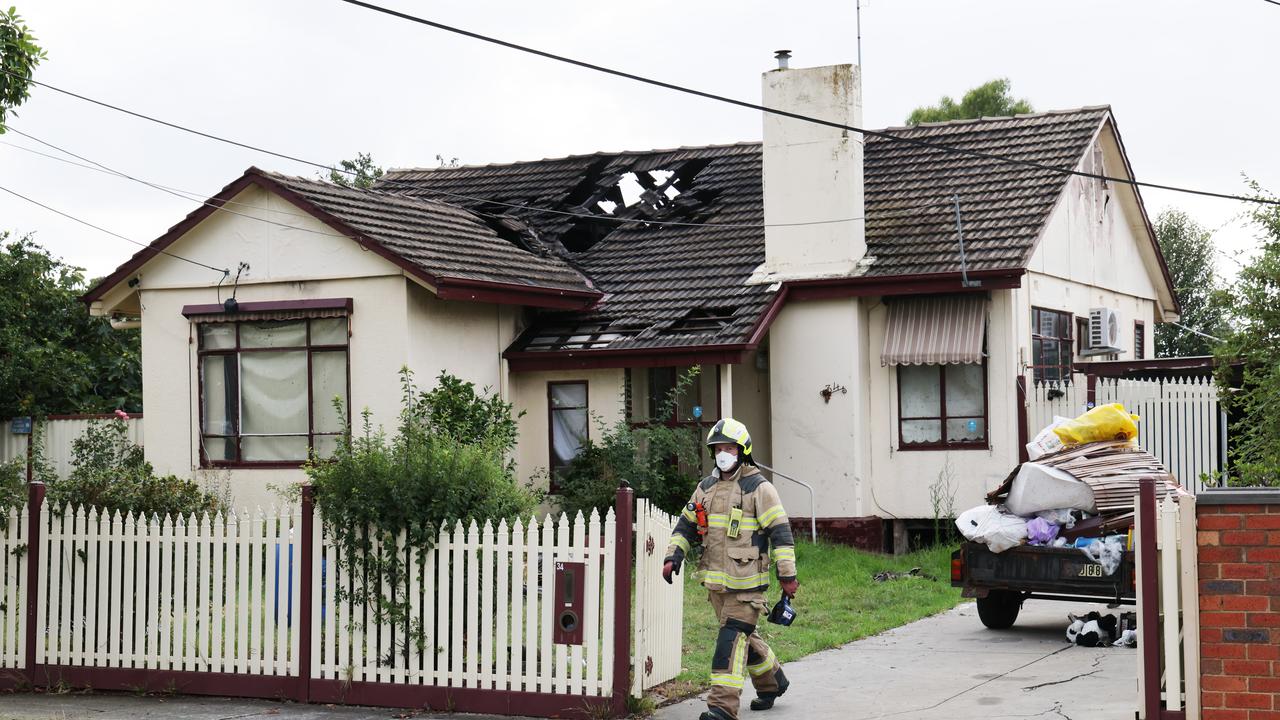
{"left": 672, "top": 541, "right": 964, "bottom": 688}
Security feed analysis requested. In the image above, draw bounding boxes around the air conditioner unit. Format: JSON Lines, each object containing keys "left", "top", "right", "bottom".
{"left": 1084, "top": 307, "right": 1123, "bottom": 355}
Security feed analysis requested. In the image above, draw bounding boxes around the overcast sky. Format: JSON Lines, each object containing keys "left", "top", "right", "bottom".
{"left": 2, "top": 0, "right": 1276, "bottom": 282}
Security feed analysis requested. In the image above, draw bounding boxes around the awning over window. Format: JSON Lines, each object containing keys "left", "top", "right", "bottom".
{"left": 881, "top": 295, "right": 987, "bottom": 366}
{"left": 182, "top": 298, "right": 351, "bottom": 324}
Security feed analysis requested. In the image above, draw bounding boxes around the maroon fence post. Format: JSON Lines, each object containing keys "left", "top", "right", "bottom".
{"left": 1137, "top": 480, "right": 1160, "bottom": 719}
{"left": 297, "top": 485, "right": 315, "bottom": 703}
{"left": 25, "top": 481, "right": 45, "bottom": 682}
{"left": 611, "top": 482, "right": 635, "bottom": 717}
{"left": 1016, "top": 376, "right": 1029, "bottom": 463}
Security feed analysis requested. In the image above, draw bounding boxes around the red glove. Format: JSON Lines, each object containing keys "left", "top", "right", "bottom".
{"left": 779, "top": 578, "right": 799, "bottom": 598}
{"left": 662, "top": 561, "right": 676, "bottom": 584}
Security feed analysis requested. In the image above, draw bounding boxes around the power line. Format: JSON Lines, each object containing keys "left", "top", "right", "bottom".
{"left": 0, "top": 183, "right": 229, "bottom": 274}
{"left": 334, "top": 0, "right": 1280, "bottom": 208}
{"left": 6, "top": 121, "right": 953, "bottom": 232}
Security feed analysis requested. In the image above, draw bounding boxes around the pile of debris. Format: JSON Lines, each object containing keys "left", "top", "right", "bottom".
{"left": 955, "top": 403, "right": 1185, "bottom": 571}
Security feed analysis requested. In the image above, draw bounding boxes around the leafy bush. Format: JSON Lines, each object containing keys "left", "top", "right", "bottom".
{"left": 305, "top": 369, "right": 539, "bottom": 656}
{"left": 557, "top": 368, "right": 705, "bottom": 517}
{"left": 0, "top": 457, "right": 24, "bottom": 513}
{"left": 44, "top": 413, "right": 227, "bottom": 517}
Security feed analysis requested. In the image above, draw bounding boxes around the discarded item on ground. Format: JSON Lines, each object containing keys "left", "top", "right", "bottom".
{"left": 1036, "top": 508, "right": 1076, "bottom": 528}
{"left": 1079, "top": 536, "right": 1125, "bottom": 576}
{"left": 1006, "top": 462, "right": 1096, "bottom": 516}
{"left": 1052, "top": 403, "right": 1140, "bottom": 446}
{"left": 1026, "top": 416, "right": 1070, "bottom": 460}
{"left": 1113, "top": 629, "right": 1138, "bottom": 648}
{"left": 955, "top": 504, "right": 1027, "bottom": 553}
{"left": 873, "top": 566, "right": 937, "bottom": 582}
{"left": 1026, "top": 516, "right": 1060, "bottom": 545}
{"left": 1065, "top": 611, "right": 1136, "bottom": 648}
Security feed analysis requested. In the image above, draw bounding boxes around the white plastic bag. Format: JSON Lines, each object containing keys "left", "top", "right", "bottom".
{"left": 1026, "top": 416, "right": 1071, "bottom": 460}
{"left": 1006, "top": 463, "right": 1096, "bottom": 516}
{"left": 1036, "top": 508, "right": 1077, "bottom": 529}
{"left": 1080, "top": 536, "right": 1125, "bottom": 576}
{"left": 955, "top": 504, "right": 1028, "bottom": 553}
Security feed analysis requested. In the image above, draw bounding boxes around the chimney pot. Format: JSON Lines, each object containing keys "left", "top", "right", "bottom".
{"left": 774, "top": 50, "right": 791, "bottom": 70}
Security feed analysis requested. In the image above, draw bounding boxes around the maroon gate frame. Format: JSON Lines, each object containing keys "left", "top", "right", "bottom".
{"left": 4, "top": 482, "right": 638, "bottom": 719}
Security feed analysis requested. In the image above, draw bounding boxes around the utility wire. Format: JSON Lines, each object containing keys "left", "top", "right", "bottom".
{"left": 0, "top": 183, "right": 229, "bottom": 274}
{"left": 334, "top": 0, "right": 1280, "bottom": 208}
{"left": 6, "top": 122, "right": 954, "bottom": 232}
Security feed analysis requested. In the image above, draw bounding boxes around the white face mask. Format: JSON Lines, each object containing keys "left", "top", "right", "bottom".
{"left": 715, "top": 450, "right": 739, "bottom": 472}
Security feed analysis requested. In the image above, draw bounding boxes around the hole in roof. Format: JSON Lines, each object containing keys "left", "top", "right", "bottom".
{"left": 557, "top": 159, "right": 710, "bottom": 253}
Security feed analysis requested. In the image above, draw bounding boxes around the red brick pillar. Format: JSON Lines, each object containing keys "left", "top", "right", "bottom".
{"left": 1196, "top": 491, "right": 1280, "bottom": 719}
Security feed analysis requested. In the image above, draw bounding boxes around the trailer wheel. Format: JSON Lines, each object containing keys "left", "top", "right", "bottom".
{"left": 976, "top": 590, "right": 1022, "bottom": 629}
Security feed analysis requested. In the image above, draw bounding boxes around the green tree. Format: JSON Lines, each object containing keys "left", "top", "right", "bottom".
{"left": 327, "top": 152, "right": 384, "bottom": 189}
{"left": 1154, "top": 209, "right": 1231, "bottom": 357}
{"left": 906, "top": 78, "right": 1033, "bottom": 126}
{"left": 1215, "top": 183, "right": 1280, "bottom": 486}
{"left": 0, "top": 234, "right": 141, "bottom": 418}
{"left": 0, "top": 6, "right": 46, "bottom": 132}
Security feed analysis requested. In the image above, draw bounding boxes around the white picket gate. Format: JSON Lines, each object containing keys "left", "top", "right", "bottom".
{"left": 1135, "top": 491, "right": 1200, "bottom": 719}
{"left": 35, "top": 503, "right": 300, "bottom": 674}
{"left": 631, "top": 499, "right": 684, "bottom": 697}
{"left": 311, "top": 509, "right": 619, "bottom": 697}
{"left": 1026, "top": 374, "right": 1223, "bottom": 492}
{"left": 1, "top": 505, "right": 26, "bottom": 670}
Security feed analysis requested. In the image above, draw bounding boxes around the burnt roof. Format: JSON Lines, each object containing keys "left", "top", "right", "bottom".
{"left": 382, "top": 107, "right": 1112, "bottom": 359}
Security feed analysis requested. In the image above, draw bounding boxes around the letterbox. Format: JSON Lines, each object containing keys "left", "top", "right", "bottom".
{"left": 552, "top": 561, "right": 585, "bottom": 645}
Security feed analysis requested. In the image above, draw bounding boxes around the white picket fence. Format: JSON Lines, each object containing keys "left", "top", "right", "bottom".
{"left": 1, "top": 505, "right": 26, "bottom": 670}
{"left": 631, "top": 499, "right": 684, "bottom": 697}
{"left": 1135, "top": 491, "right": 1200, "bottom": 719}
{"left": 312, "top": 509, "right": 619, "bottom": 696}
{"left": 1026, "top": 374, "right": 1223, "bottom": 492}
{"left": 35, "top": 503, "right": 300, "bottom": 673}
{"left": 0, "top": 416, "right": 145, "bottom": 480}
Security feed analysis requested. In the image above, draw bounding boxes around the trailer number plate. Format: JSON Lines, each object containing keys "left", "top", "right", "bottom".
{"left": 1078, "top": 564, "right": 1104, "bottom": 578}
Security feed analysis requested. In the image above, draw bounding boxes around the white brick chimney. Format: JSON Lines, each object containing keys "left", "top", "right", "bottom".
{"left": 757, "top": 60, "right": 866, "bottom": 281}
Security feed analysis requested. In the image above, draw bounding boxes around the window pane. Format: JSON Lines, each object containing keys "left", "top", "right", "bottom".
{"left": 311, "top": 317, "right": 348, "bottom": 345}
{"left": 241, "top": 321, "right": 306, "bottom": 348}
{"left": 551, "top": 383, "right": 587, "bottom": 409}
{"left": 312, "top": 434, "right": 341, "bottom": 460}
{"left": 947, "top": 418, "right": 986, "bottom": 443}
{"left": 898, "top": 365, "right": 941, "bottom": 418}
{"left": 241, "top": 351, "right": 308, "bottom": 434}
{"left": 901, "top": 419, "right": 942, "bottom": 445}
{"left": 945, "top": 364, "right": 985, "bottom": 417}
{"left": 312, "top": 351, "right": 347, "bottom": 433}
{"left": 200, "top": 324, "right": 235, "bottom": 350}
{"left": 242, "top": 435, "right": 308, "bottom": 462}
{"left": 1035, "top": 310, "right": 1056, "bottom": 337}
{"left": 201, "top": 355, "right": 235, "bottom": 435}
{"left": 203, "top": 437, "right": 235, "bottom": 462}
{"left": 551, "top": 408, "right": 589, "bottom": 470}
{"left": 647, "top": 367, "right": 676, "bottom": 420}
{"left": 1040, "top": 339, "right": 1059, "bottom": 367}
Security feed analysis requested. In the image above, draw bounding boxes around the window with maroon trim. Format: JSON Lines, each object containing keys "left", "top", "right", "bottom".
{"left": 1031, "top": 308, "right": 1073, "bottom": 382}
{"left": 198, "top": 317, "right": 349, "bottom": 466}
{"left": 897, "top": 362, "right": 988, "bottom": 449}
{"left": 548, "top": 381, "right": 589, "bottom": 489}
{"left": 1134, "top": 321, "right": 1145, "bottom": 360}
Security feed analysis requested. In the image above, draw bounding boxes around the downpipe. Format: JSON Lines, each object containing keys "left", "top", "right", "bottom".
{"left": 755, "top": 462, "right": 817, "bottom": 543}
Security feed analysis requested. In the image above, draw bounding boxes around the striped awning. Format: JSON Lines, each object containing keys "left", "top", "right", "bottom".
{"left": 881, "top": 295, "right": 987, "bottom": 366}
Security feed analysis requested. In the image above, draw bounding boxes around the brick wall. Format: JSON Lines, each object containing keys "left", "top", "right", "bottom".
{"left": 1197, "top": 490, "right": 1280, "bottom": 720}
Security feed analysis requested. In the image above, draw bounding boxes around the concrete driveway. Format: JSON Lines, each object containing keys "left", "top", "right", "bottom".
{"left": 656, "top": 600, "right": 1138, "bottom": 720}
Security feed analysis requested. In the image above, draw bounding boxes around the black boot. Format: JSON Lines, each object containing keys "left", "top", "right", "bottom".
{"left": 749, "top": 670, "right": 790, "bottom": 711}
{"left": 701, "top": 708, "right": 735, "bottom": 720}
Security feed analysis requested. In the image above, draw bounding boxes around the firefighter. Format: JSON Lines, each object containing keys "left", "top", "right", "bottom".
{"left": 662, "top": 418, "right": 798, "bottom": 720}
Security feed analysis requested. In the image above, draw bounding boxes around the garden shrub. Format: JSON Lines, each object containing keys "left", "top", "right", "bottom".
{"left": 557, "top": 367, "right": 705, "bottom": 517}
{"left": 44, "top": 412, "right": 227, "bottom": 518}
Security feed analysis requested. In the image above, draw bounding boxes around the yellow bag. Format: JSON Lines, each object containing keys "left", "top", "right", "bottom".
{"left": 1052, "top": 403, "right": 1140, "bottom": 445}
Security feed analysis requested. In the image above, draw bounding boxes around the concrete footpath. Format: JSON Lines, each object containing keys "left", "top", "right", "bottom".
{"left": 0, "top": 601, "right": 1135, "bottom": 720}
{"left": 657, "top": 601, "right": 1137, "bottom": 720}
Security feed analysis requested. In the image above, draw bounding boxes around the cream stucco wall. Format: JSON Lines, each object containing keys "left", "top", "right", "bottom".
{"left": 765, "top": 298, "right": 869, "bottom": 518}
{"left": 509, "top": 368, "right": 626, "bottom": 493}
{"left": 727, "top": 352, "right": 772, "bottom": 469}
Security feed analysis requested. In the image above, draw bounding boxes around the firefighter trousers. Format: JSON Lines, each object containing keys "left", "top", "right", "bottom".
{"left": 706, "top": 591, "right": 784, "bottom": 720}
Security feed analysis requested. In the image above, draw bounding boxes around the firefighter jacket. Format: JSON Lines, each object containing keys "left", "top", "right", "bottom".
{"left": 665, "top": 465, "right": 797, "bottom": 593}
